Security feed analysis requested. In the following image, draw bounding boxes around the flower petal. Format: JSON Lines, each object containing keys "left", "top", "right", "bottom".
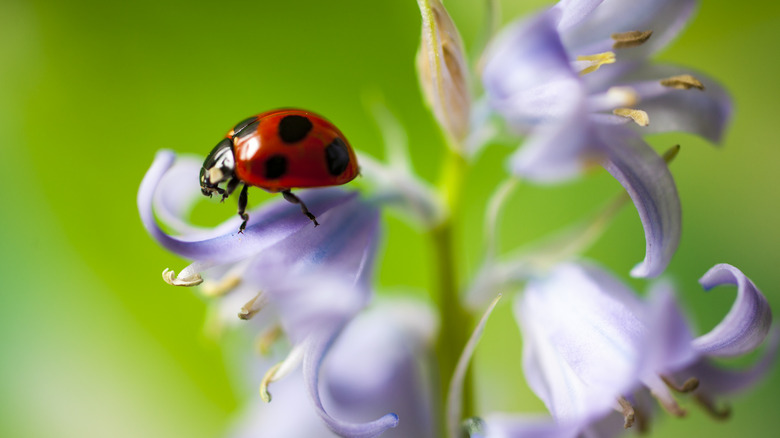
{"left": 476, "top": 413, "right": 581, "bottom": 438}
{"left": 302, "top": 326, "right": 400, "bottom": 438}
{"left": 325, "top": 298, "right": 437, "bottom": 438}
{"left": 228, "top": 372, "right": 334, "bottom": 438}
{"left": 553, "top": 0, "right": 605, "bottom": 32}
{"left": 517, "top": 262, "right": 646, "bottom": 421}
{"left": 679, "top": 328, "right": 780, "bottom": 396}
{"left": 693, "top": 264, "right": 773, "bottom": 357}
{"left": 138, "top": 150, "right": 357, "bottom": 271}
{"left": 597, "top": 125, "right": 680, "bottom": 277}
{"left": 625, "top": 64, "right": 732, "bottom": 143}
{"left": 152, "top": 154, "right": 210, "bottom": 234}
{"left": 482, "top": 9, "right": 582, "bottom": 126}
{"left": 560, "top": 0, "right": 697, "bottom": 58}
{"left": 639, "top": 281, "right": 698, "bottom": 375}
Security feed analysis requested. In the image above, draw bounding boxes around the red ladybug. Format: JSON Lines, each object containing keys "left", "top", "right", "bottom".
{"left": 199, "top": 109, "right": 359, "bottom": 232}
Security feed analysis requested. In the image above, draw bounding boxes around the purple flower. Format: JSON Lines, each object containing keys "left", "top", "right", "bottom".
{"left": 138, "top": 150, "right": 398, "bottom": 437}
{"left": 481, "top": 0, "right": 731, "bottom": 277}
{"left": 227, "top": 298, "right": 437, "bottom": 438}
{"left": 473, "top": 262, "right": 775, "bottom": 437}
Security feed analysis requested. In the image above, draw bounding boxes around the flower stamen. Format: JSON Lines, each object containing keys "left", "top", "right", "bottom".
{"left": 613, "top": 108, "right": 650, "bottom": 126}
{"left": 259, "top": 345, "right": 305, "bottom": 402}
{"left": 238, "top": 291, "right": 268, "bottom": 320}
{"left": 256, "top": 325, "right": 283, "bottom": 355}
{"left": 201, "top": 275, "right": 241, "bottom": 297}
{"left": 650, "top": 389, "right": 687, "bottom": 417}
{"left": 162, "top": 268, "right": 203, "bottom": 287}
{"left": 611, "top": 30, "right": 653, "bottom": 49}
{"left": 694, "top": 394, "right": 732, "bottom": 420}
{"left": 662, "top": 375, "right": 700, "bottom": 393}
{"left": 576, "top": 52, "right": 616, "bottom": 75}
{"left": 660, "top": 74, "right": 705, "bottom": 90}
{"left": 617, "top": 396, "right": 636, "bottom": 429}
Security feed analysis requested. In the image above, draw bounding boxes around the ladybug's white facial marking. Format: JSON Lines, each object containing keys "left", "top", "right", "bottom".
{"left": 200, "top": 137, "right": 236, "bottom": 195}
{"left": 208, "top": 167, "right": 225, "bottom": 183}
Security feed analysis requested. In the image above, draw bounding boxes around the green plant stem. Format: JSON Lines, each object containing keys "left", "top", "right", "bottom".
{"left": 430, "top": 148, "right": 474, "bottom": 437}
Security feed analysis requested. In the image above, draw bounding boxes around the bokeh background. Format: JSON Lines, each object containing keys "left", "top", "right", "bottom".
{"left": 2, "top": 0, "right": 779, "bottom": 437}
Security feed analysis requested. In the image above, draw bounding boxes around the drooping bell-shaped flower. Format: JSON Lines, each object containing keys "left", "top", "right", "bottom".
{"left": 481, "top": 0, "right": 731, "bottom": 277}
{"left": 227, "top": 298, "right": 437, "bottom": 438}
{"left": 471, "top": 262, "right": 775, "bottom": 438}
{"left": 138, "top": 150, "right": 397, "bottom": 437}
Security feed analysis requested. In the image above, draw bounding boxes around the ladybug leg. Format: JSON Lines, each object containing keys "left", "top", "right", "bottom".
{"left": 237, "top": 184, "right": 250, "bottom": 233}
{"left": 282, "top": 190, "right": 319, "bottom": 227}
{"left": 222, "top": 177, "right": 241, "bottom": 203}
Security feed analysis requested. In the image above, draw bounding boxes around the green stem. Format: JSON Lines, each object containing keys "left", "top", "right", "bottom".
{"left": 430, "top": 148, "right": 474, "bottom": 437}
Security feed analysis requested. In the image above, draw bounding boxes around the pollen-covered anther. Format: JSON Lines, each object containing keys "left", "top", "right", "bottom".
{"left": 200, "top": 275, "right": 241, "bottom": 297}
{"left": 259, "top": 345, "right": 305, "bottom": 403}
{"left": 238, "top": 291, "right": 268, "bottom": 320}
{"left": 662, "top": 375, "right": 700, "bottom": 393}
{"left": 660, "top": 74, "right": 705, "bottom": 90}
{"left": 611, "top": 30, "right": 653, "bottom": 49}
{"left": 162, "top": 268, "right": 203, "bottom": 287}
{"left": 616, "top": 397, "right": 636, "bottom": 429}
{"left": 577, "top": 52, "right": 616, "bottom": 75}
{"left": 613, "top": 108, "right": 650, "bottom": 126}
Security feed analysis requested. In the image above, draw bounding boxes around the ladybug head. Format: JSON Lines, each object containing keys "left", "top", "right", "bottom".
{"left": 200, "top": 138, "right": 235, "bottom": 197}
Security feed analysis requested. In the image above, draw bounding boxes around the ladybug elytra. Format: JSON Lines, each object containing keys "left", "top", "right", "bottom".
{"left": 199, "top": 109, "right": 359, "bottom": 232}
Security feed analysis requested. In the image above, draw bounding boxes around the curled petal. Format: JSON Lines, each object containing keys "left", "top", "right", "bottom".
{"left": 517, "top": 263, "right": 646, "bottom": 421}
{"left": 693, "top": 264, "right": 773, "bottom": 357}
{"left": 416, "top": 0, "right": 471, "bottom": 143}
{"left": 326, "top": 299, "right": 437, "bottom": 438}
{"left": 152, "top": 154, "right": 210, "bottom": 234}
{"left": 303, "top": 329, "right": 399, "bottom": 438}
{"left": 138, "top": 150, "right": 356, "bottom": 270}
{"left": 561, "top": 0, "right": 697, "bottom": 58}
{"left": 597, "top": 126, "right": 680, "bottom": 277}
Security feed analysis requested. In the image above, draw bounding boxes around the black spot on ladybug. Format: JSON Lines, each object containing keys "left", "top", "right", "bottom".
{"left": 233, "top": 116, "right": 258, "bottom": 135}
{"left": 278, "top": 115, "right": 313, "bottom": 143}
{"left": 325, "top": 137, "right": 350, "bottom": 176}
{"left": 265, "top": 155, "right": 287, "bottom": 179}
{"left": 234, "top": 119, "right": 260, "bottom": 139}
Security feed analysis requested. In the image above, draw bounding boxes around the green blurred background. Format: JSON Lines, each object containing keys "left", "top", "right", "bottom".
{"left": 1, "top": 0, "right": 778, "bottom": 437}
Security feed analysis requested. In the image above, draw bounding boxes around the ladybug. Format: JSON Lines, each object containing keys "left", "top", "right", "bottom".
{"left": 199, "top": 109, "right": 359, "bottom": 233}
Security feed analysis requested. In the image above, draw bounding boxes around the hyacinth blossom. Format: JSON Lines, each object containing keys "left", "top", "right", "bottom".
{"left": 229, "top": 298, "right": 437, "bottom": 438}
{"left": 481, "top": 0, "right": 731, "bottom": 278}
{"left": 471, "top": 262, "right": 775, "bottom": 438}
{"left": 138, "top": 150, "right": 400, "bottom": 437}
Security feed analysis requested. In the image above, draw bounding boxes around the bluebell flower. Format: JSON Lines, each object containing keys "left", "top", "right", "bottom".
{"left": 481, "top": 0, "right": 731, "bottom": 277}
{"left": 227, "top": 298, "right": 437, "bottom": 438}
{"left": 472, "top": 262, "right": 775, "bottom": 437}
{"left": 138, "top": 150, "right": 398, "bottom": 437}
